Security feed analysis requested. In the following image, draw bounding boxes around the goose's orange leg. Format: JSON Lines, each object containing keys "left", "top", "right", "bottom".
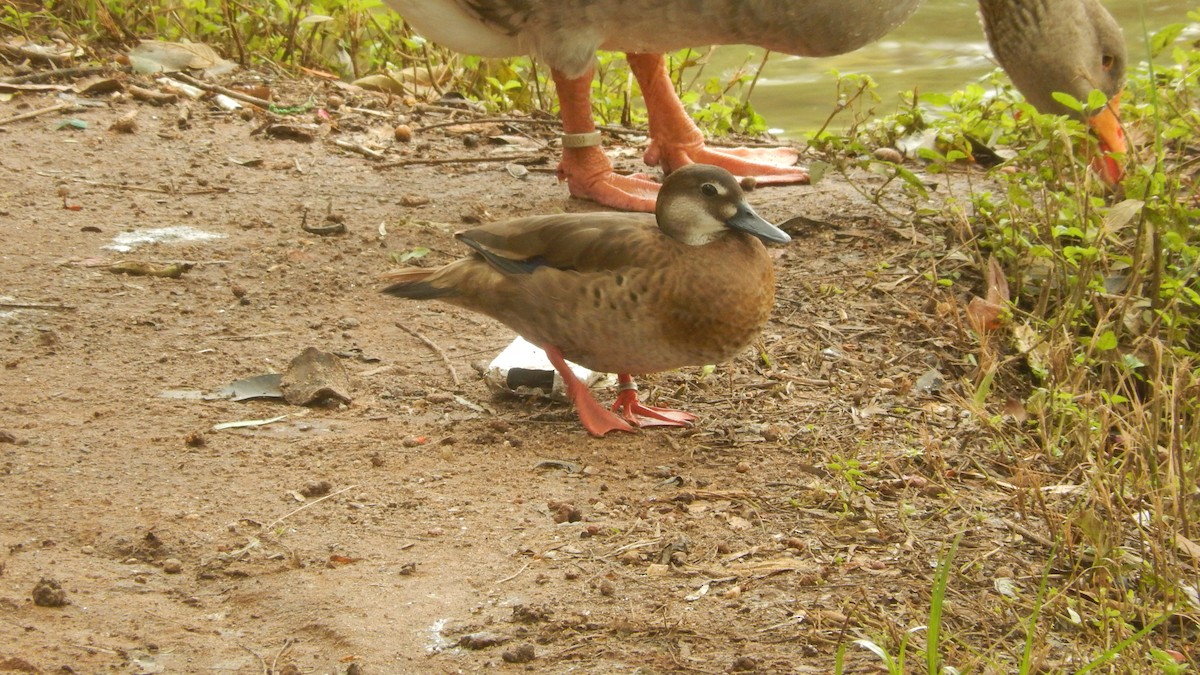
{"left": 627, "top": 53, "right": 810, "bottom": 185}
{"left": 611, "top": 374, "right": 697, "bottom": 428}
{"left": 552, "top": 68, "right": 660, "bottom": 212}
{"left": 544, "top": 346, "right": 636, "bottom": 436}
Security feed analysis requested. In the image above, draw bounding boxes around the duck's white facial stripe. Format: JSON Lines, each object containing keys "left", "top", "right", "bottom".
{"left": 670, "top": 200, "right": 726, "bottom": 246}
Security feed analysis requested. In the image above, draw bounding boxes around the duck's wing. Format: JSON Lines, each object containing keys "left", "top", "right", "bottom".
{"left": 456, "top": 213, "right": 668, "bottom": 274}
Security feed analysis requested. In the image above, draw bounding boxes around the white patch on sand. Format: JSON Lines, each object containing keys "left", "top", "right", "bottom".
{"left": 104, "top": 226, "right": 226, "bottom": 253}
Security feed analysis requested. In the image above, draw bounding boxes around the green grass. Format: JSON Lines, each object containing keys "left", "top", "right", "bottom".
{"left": 810, "top": 9, "right": 1199, "bottom": 670}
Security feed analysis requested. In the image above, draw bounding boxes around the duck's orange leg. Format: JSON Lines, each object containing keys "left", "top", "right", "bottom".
{"left": 544, "top": 346, "right": 636, "bottom": 436}
{"left": 611, "top": 374, "right": 697, "bottom": 428}
{"left": 627, "top": 53, "right": 810, "bottom": 186}
{"left": 552, "top": 68, "right": 661, "bottom": 212}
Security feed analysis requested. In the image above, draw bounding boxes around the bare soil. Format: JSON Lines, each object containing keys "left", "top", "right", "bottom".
{"left": 1, "top": 70, "right": 1075, "bottom": 674}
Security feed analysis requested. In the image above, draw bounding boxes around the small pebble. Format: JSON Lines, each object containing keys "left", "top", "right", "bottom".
{"left": 735, "top": 461, "right": 751, "bottom": 473}
{"left": 394, "top": 124, "right": 413, "bottom": 142}
{"left": 598, "top": 580, "right": 615, "bottom": 596}
{"left": 162, "top": 558, "right": 183, "bottom": 574}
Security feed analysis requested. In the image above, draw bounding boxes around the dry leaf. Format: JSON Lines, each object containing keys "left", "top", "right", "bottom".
{"left": 984, "top": 255, "right": 1010, "bottom": 305}
{"left": 1002, "top": 397, "right": 1028, "bottom": 423}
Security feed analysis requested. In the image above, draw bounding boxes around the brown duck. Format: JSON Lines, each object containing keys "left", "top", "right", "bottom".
{"left": 383, "top": 164, "right": 789, "bottom": 436}
{"left": 384, "top": 0, "right": 1128, "bottom": 211}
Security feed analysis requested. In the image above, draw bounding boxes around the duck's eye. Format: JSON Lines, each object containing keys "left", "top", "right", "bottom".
{"left": 1101, "top": 54, "right": 1115, "bottom": 71}
{"left": 700, "top": 183, "right": 718, "bottom": 197}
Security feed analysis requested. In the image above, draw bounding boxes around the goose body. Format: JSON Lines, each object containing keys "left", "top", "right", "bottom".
{"left": 383, "top": 164, "right": 789, "bottom": 436}
{"left": 386, "top": 0, "right": 1127, "bottom": 210}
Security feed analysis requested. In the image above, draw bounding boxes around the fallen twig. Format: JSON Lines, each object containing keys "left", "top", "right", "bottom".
{"left": 0, "top": 103, "right": 72, "bottom": 127}
{"left": 263, "top": 484, "right": 357, "bottom": 532}
{"left": 0, "top": 43, "right": 75, "bottom": 65}
{"left": 0, "top": 302, "right": 76, "bottom": 311}
{"left": 1, "top": 65, "right": 122, "bottom": 85}
{"left": 377, "top": 153, "right": 544, "bottom": 169}
{"left": 415, "top": 116, "right": 562, "bottom": 133}
{"left": 413, "top": 102, "right": 487, "bottom": 116}
{"left": 496, "top": 561, "right": 531, "bottom": 584}
{"left": 343, "top": 106, "right": 393, "bottom": 118}
{"left": 270, "top": 638, "right": 297, "bottom": 675}
{"left": 395, "top": 322, "right": 461, "bottom": 386}
{"left": 331, "top": 138, "right": 385, "bottom": 160}
{"left": 0, "top": 82, "right": 72, "bottom": 93}
{"left": 167, "top": 72, "right": 272, "bottom": 108}
{"left": 128, "top": 84, "right": 177, "bottom": 106}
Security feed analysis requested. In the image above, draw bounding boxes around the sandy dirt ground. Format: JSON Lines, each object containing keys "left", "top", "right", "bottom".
{"left": 0, "top": 67, "right": 1094, "bottom": 674}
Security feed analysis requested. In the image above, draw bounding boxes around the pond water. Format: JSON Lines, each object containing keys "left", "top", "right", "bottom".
{"left": 705, "top": 0, "right": 1195, "bottom": 136}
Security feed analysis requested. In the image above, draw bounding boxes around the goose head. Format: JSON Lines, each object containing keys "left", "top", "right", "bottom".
{"left": 979, "top": 0, "right": 1127, "bottom": 184}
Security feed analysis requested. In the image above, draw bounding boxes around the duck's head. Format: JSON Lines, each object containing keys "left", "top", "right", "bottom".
{"left": 656, "top": 164, "right": 791, "bottom": 247}
{"left": 981, "top": 0, "right": 1127, "bottom": 185}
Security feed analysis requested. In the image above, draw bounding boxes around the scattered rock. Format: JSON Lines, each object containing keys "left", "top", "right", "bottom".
{"left": 915, "top": 368, "right": 945, "bottom": 395}
{"left": 501, "top": 643, "right": 536, "bottom": 664}
{"left": 162, "top": 558, "right": 183, "bottom": 574}
{"left": 280, "top": 347, "right": 352, "bottom": 406}
{"left": 109, "top": 109, "right": 138, "bottom": 133}
{"left": 457, "top": 631, "right": 509, "bottom": 650}
{"left": 300, "top": 480, "right": 332, "bottom": 498}
{"left": 32, "top": 578, "right": 68, "bottom": 607}
{"left": 511, "top": 604, "right": 552, "bottom": 624}
{"left": 548, "top": 501, "right": 582, "bottom": 523}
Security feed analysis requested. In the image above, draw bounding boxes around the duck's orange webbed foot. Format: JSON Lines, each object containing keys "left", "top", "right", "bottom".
{"left": 643, "top": 140, "right": 810, "bottom": 186}
{"left": 545, "top": 346, "right": 636, "bottom": 436}
{"left": 628, "top": 52, "right": 809, "bottom": 187}
{"left": 611, "top": 376, "right": 697, "bottom": 428}
{"left": 557, "top": 145, "right": 660, "bottom": 212}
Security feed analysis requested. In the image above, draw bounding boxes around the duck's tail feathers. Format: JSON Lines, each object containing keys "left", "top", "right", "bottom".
{"left": 381, "top": 268, "right": 454, "bottom": 300}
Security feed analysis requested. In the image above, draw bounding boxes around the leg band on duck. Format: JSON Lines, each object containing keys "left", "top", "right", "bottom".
{"left": 561, "top": 131, "right": 602, "bottom": 148}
